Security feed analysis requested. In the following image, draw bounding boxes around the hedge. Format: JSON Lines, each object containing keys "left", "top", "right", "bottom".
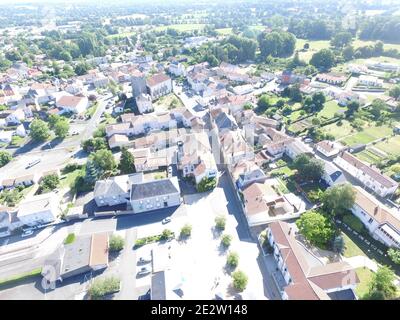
{"left": 343, "top": 214, "right": 365, "bottom": 233}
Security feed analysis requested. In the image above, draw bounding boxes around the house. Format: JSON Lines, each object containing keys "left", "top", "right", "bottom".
{"left": 176, "top": 132, "right": 218, "bottom": 185}
{"left": 108, "top": 134, "right": 130, "bottom": 149}
{"left": 358, "top": 75, "right": 383, "bottom": 88}
{"left": 241, "top": 182, "right": 295, "bottom": 226}
{"left": 42, "top": 233, "right": 109, "bottom": 282}
{"left": 214, "top": 112, "right": 238, "bottom": 133}
{"left": 136, "top": 93, "right": 153, "bottom": 114}
{"left": 315, "top": 140, "right": 344, "bottom": 159}
{"left": 92, "top": 74, "right": 110, "bottom": 88}
{"left": 0, "top": 130, "right": 13, "bottom": 143}
{"left": 351, "top": 187, "right": 400, "bottom": 249}
{"left": 232, "top": 160, "right": 267, "bottom": 191}
{"left": 14, "top": 173, "right": 38, "bottom": 187}
{"left": 16, "top": 193, "right": 59, "bottom": 227}
{"left": 321, "top": 161, "right": 347, "bottom": 187}
{"left": 130, "top": 148, "right": 168, "bottom": 172}
{"left": 316, "top": 73, "right": 347, "bottom": 86}
{"left": 183, "top": 36, "right": 209, "bottom": 49}
{"left": 279, "top": 70, "right": 306, "bottom": 85}
{"left": 5, "top": 108, "right": 25, "bottom": 125}
{"left": 131, "top": 71, "right": 147, "bottom": 98}
{"left": 219, "top": 130, "right": 254, "bottom": 167}
{"left": 130, "top": 177, "right": 181, "bottom": 214}
{"left": 105, "top": 122, "right": 133, "bottom": 138}
{"left": 168, "top": 61, "right": 186, "bottom": 77}
{"left": 56, "top": 95, "right": 89, "bottom": 114}
{"left": 94, "top": 174, "right": 137, "bottom": 207}
{"left": 0, "top": 207, "right": 11, "bottom": 238}
{"left": 267, "top": 220, "right": 359, "bottom": 300}
{"left": 146, "top": 73, "right": 172, "bottom": 101}
{"left": 113, "top": 101, "right": 125, "bottom": 114}
{"left": 334, "top": 151, "right": 398, "bottom": 197}
{"left": 15, "top": 123, "right": 27, "bottom": 137}
{"left": 366, "top": 61, "right": 400, "bottom": 73}
{"left": 284, "top": 139, "right": 313, "bottom": 160}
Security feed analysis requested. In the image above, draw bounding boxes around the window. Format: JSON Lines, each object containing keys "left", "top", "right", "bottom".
{"left": 368, "top": 218, "right": 373, "bottom": 224}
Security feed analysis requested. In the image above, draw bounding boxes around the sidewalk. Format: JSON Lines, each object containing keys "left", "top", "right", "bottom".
{"left": 342, "top": 255, "right": 378, "bottom": 272}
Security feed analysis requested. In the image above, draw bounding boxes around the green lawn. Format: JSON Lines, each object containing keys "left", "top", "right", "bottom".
{"left": 0, "top": 268, "right": 42, "bottom": 287}
{"left": 342, "top": 232, "right": 365, "bottom": 258}
{"left": 154, "top": 24, "right": 206, "bottom": 32}
{"left": 295, "top": 39, "right": 331, "bottom": 63}
{"left": 322, "top": 120, "right": 355, "bottom": 140}
{"left": 216, "top": 28, "right": 233, "bottom": 35}
{"left": 353, "top": 39, "right": 400, "bottom": 52}
{"left": 355, "top": 267, "right": 374, "bottom": 299}
{"left": 60, "top": 168, "right": 83, "bottom": 189}
{"left": 318, "top": 100, "right": 346, "bottom": 119}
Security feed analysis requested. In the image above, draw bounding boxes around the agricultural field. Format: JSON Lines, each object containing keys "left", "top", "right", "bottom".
{"left": 154, "top": 24, "right": 206, "bottom": 32}
{"left": 341, "top": 125, "right": 393, "bottom": 146}
{"left": 216, "top": 28, "right": 233, "bottom": 36}
{"left": 295, "top": 39, "right": 330, "bottom": 63}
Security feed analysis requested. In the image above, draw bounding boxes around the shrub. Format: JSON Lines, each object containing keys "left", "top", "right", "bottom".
{"left": 109, "top": 234, "right": 125, "bottom": 252}
{"left": 221, "top": 234, "right": 232, "bottom": 247}
{"left": 388, "top": 248, "right": 400, "bottom": 265}
{"left": 180, "top": 224, "right": 192, "bottom": 238}
{"left": 89, "top": 276, "right": 120, "bottom": 300}
{"left": 215, "top": 215, "right": 226, "bottom": 231}
{"left": 227, "top": 251, "right": 239, "bottom": 268}
{"left": 160, "top": 229, "right": 174, "bottom": 241}
{"left": 232, "top": 270, "right": 248, "bottom": 292}
{"left": 64, "top": 233, "right": 76, "bottom": 244}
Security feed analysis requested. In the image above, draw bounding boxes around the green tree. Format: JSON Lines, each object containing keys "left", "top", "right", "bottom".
{"left": 296, "top": 211, "right": 335, "bottom": 248}
{"left": 215, "top": 215, "right": 226, "bottom": 231}
{"left": 389, "top": 85, "right": 400, "bottom": 99}
{"left": 48, "top": 114, "right": 61, "bottom": 128}
{"left": 118, "top": 147, "right": 136, "bottom": 174}
{"left": 370, "top": 99, "right": 386, "bottom": 121}
{"left": 39, "top": 174, "right": 60, "bottom": 193}
{"left": 227, "top": 251, "right": 239, "bottom": 268}
{"left": 91, "top": 149, "right": 116, "bottom": 173}
{"left": 388, "top": 248, "right": 400, "bottom": 265}
{"left": 0, "top": 151, "right": 12, "bottom": 168}
{"left": 258, "top": 31, "right": 296, "bottom": 58}
{"left": 197, "top": 177, "right": 217, "bottom": 192}
{"left": 332, "top": 235, "right": 345, "bottom": 254}
{"left": 293, "top": 154, "right": 324, "bottom": 182}
{"left": 221, "top": 234, "right": 232, "bottom": 247}
{"left": 84, "top": 159, "right": 100, "bottom": 184}
{"left": 331, "top": 32, "right": 353, "bottom": 48}
{"left": 257, "top": 94, "right": 271, "bottom": 111}
{"left": 232, "top": 270, "right": 248, "bottom": 292}
{"left": 82, "top": 137, "right": 107, "bottom": 153}
{"left": 109, "top": 234, "right": 125, "bottom": 252}
{"left": 29, "top": 119, "right": 50, "bottom": 141}
{"left": 160, "top": 229, "right": 174, "bottom": 240}
{"left": 342, "top": 46, "right": 355, "bottom": 61}
{"left": 53, "top": 118, "right": 69, "bottom": 139}
{"left": 346, "top": 101, "right": 360, "bottom": 117}
{"left": 180, "top": 224, "right": 192, "bottom": 238}
{"left": 365, "top": 266, "right": 397, "bottom": 300}
{"left": 321, "top": 183, "right": 356, "bottom": 216}
{"left": 89, "top": 276, "right": 120, "bottom": 300}
{"left": 310, "top": 49, "right": 336, "bottom": 70}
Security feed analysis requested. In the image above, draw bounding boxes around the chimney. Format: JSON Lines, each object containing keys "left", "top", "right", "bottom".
{"left": 374, "top": 206, "right": 379, "bottom": 216}
{"left": 288, "top": 227, "right": 292, "bottom": 235}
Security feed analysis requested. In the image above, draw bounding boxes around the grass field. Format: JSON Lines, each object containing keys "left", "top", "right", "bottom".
{"left": 318, "top": 100, "right": 346, "bottom": 119}
{"left": 107, "top": 31, "right": 136, "bottom": 39}
{"left": 373, "top": 135, "right": 400, "bottom": 157}
{"left": 60, "top": 168, "right": 83, "bottom": 190}
{"left": 216, "top": 28, "right": 233, "bottom": 35}
{"left": 342, "top": 232, "right": 365, "bottom": 258}
{"left": 295, "top": 39, "right": 330, "bottom": 63}
{"left": 154, "top": 24, "right": 206, "bottom": 32}
{"left": 341, "top": 125, "right": 393, "bottom": 146}
{"left": 353, "top": 39, "right": 400, "bottom": 52}
{"left": 355, "top": 267, "right": 374, "bottom": 299}
{"left": 322, "top": 120, "right": 356, "bottom": 139}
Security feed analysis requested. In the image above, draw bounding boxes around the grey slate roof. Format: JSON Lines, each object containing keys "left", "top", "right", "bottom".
{"left": 215, "top": 112, "right": 238, "bottom": 131}
{"left": 130, "top": 178, "right": 179, "bottom": 200}
{"left": 151, "top": 271, "right": 166, "bottom": 300}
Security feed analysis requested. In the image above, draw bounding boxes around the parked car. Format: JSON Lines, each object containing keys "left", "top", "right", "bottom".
{"left": 162, "top": 217, "right": 171, "bottom": 224}
{"left": 138, "top": 256, "right": 152, "bottom": 264}
{"left": 21, "top": 229, "right": 34, "bottom": 237}
{"left": 168, "top": 166, "right": 173, "bottom": 174}
{"left": 26, "top": 159, "right": 41, "bottom": 169}
{"left": 137, "top": 266, "right": 152, "bottom": 276}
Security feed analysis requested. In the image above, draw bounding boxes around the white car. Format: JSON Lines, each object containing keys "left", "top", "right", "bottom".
{"left": 168, "top": 166, "right": 173, "bottom": 174}
{"left": 138, "top": 256, "right": 152, "bottom": 264}
{"left": 21, "top": 229, "right": 34, "bottom": 237}
{"left": 162, "top": 217, "right": 171, "bottom": 224}
{"left": 137, "top": 266, "right": 152, "bottom": 276}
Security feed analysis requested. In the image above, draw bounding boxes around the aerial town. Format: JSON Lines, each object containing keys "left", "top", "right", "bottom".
{"left": 0, "top": 0, "right": 400, "bottom": 301}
